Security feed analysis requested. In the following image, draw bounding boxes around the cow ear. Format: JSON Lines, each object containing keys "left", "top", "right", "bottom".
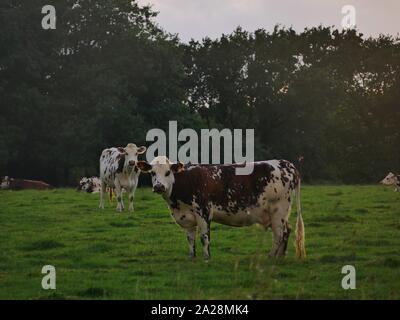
{"left": 171, "top": 162, "right": 184, "bottom": 173}
{"left": 137, "top": 146, "right": 147, "bottom": 155}
{"left": 137, "top": 161, "right": 152, "bottom": 172}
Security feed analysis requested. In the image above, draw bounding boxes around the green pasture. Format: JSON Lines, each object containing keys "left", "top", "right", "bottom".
{"left": 0, "top": 186, "right": 399, "bottom": 299}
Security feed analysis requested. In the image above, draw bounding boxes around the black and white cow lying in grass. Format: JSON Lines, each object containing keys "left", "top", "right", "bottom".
{"left": 137, "top": 156, "right": 306, "bottom": 260}
{"left": 99, "top": 143, "right": 146, "bottom": 212}
{"left": 77, "top": 177, "right": 102, "bottom": 193}
{"left": 380, "top": 172, "right": 400, "bottom": 192}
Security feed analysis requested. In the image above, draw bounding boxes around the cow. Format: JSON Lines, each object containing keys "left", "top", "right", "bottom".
{"left": 137, "top": 156, "right": 306, "bottom": 261}
{"left": 99, "top": 143, "right": 146, "bottom": 212}
{"left": 77, "top": 177, "right": 102, "bottom": 193}
{"left": 380, "top": 172, "right": 400, "bottom": 192}
{"left": 0, "top": 176, "right": 52, "bottom": 190}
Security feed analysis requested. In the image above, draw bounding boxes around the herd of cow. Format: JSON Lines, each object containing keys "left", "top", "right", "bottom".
{"left": 1, "top": 142, "right": 399, "bottom": 261}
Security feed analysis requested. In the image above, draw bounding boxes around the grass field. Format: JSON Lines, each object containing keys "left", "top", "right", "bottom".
{"left": 0, "top": 185, "right": 399, "bottom": 300}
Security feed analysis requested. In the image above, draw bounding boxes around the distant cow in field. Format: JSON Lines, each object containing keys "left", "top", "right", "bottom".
{"left": 99, "top": 143, "right": 146, "bottom": 212}
{"left": 137, "top": 156, "right": 305, "bottom": 260}
{"left": 77, "top": 177, "right": 102, "bottom": 193}
{"left": 0, "top": 176, "right": 52, "bottom": 190}
{"left": 380, "top": 172, "right": 400, "bottom": 192}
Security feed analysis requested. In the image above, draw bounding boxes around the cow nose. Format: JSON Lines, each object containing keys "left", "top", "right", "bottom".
{"left": 129, "top": 160, "right": 136, "bottom": 166}
{"left": 153, "top": 184, "right": 165, "bottom": 194}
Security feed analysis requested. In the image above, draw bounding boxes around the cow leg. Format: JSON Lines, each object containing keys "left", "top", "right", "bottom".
{"left": 269, "top": 201, "right": 291, "bottom": 258}
{"left": 197, "top": 215, "right": 211, "bottom": 261}
{"left": 114, "top": 182, "right": 124, "bottom": 212}
{"left": 185, "top": 226, "right": 197, "bottom": 260}
{"left": 278, "top": 220, "right": 291, "bottom": 256}
{"left": 128, "top": 184, "right": 137, "bottom": 212}
{"left": 99, "top": 181, "right": 106, "bottom": 209}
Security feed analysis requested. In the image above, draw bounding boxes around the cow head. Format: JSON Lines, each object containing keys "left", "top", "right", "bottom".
{"left": 124, "top": 143, "right": 147, "bottom": 167}
{"left": 137, "top": 156, "right": 184, "bottom": 196}
{"left": 380, "top": 172, "right": 397, "bottom": 186}
{"left": 78, "top": 177, "right": 91, "bottom": 192}
{"left": 1, "top": 176, "right": 10, "bottom": 189}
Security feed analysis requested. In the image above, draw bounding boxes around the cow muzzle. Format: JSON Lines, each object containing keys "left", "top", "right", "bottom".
{"left": 153, "top": 184, "right": 166, "bottom": 194}
{"left": 128, "top": 160, "right": 136, "bottom": 166}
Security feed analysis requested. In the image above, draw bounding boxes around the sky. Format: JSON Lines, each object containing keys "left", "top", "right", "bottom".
{"left": 136, "top": 0, "right": 400, "bottom": 42}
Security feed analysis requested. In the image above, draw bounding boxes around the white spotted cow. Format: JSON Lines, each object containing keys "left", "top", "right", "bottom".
{"left": 99, "top": 143, "right": 146, "bottom": 212}
{"left": 77, "top": 177, "right": 102, "bottom": 193}
{"left": 137, "top": 156, "right": 305, "bottom": 260}
{"left": 380, "top": 172, "right": 400, "bottom": 192}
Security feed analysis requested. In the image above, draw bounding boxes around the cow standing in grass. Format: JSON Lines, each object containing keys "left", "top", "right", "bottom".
{"left": 137, "top": 156, "right": 305, "bottom": 260}
{"left": 99, "top": 143, "right": 146, "bottom": 212}
{"left": 380, "top": 172, "right": 400, "bottom": 192}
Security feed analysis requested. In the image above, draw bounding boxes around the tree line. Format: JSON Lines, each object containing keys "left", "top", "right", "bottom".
{"left": 1, "top": 0, "right": 399, "bottom": 185}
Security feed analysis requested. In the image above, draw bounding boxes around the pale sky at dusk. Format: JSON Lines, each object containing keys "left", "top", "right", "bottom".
{"left": 136, "top": 0, "right": 400, "bottom": 42}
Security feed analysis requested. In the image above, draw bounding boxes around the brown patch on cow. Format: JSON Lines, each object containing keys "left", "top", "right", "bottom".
{"left": 116, "top": 155, "right": 125, "bottom": 173}
{"left": 117, "top": 147, "right": 127, "bottom": 154}
{"left": 170, "top": 162, "right": 276, "bottom": 218}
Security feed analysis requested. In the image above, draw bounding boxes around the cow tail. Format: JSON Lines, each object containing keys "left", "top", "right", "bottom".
{"left": 295, "top": 177, "right": 306, "bottom": 259}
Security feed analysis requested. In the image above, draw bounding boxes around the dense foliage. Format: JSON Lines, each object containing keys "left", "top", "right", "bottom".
{"left": 1, "top": 1, "right": 399, "bottom": 185}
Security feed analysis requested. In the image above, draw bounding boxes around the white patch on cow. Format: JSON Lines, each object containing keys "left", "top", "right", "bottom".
{"left": 171, "top": 200, "right": 197, "bottom": 229}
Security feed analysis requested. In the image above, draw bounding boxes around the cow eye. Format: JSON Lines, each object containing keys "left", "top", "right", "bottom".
{"left": 165, "top": 170, "right": 171, "bottom": 177}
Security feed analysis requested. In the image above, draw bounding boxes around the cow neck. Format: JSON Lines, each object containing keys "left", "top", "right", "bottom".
{"left": 167, "top": 173, "right": 195, "bottom": 209}
{"left": 166, "top": 176, "right": 187, "bottom": 208}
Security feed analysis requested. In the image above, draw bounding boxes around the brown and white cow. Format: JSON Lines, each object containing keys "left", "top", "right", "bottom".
{"left": 380, "top": 172, "right": 400, "bottom": 192}
{"left": 137, "top": 156, "right": 306, "bottom": 260}
{"left": 99, "top": 143, "right": 146, "bottom": 212}
{"left": 0, "top": 176, "right": 52, "bottom": 190}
